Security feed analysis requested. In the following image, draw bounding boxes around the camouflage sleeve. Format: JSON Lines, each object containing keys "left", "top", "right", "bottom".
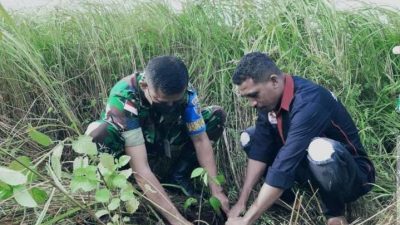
{"left": 104, "top": 81, "right": 144, "bottom": 147}
{"left": 184, "top": 90, "right": 206, "bottom": 136}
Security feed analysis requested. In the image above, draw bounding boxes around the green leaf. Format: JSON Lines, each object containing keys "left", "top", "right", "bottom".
{"left": 73, "top": 156, "right": 88, "bottom": 171}
{"left": 108, "top": 198, "right": 120, "bottom": 211}
{"left": 209, "top": 196, "right": 221, "bottom": 216}
{"left": 51, "top": 143, "right": 64, "bottom": 179}
{"left": 28, "top": 126, "right": 52, "bottom": 147}
{"left": 72, "top": 135, "right": 97, "bottom": 155}
{"left": 70, "top": 176, "right": 97, "bottom": 193}
{"left": 183, "top": 197, "right": 198, "bottom": 211}
{"left": 112, "top": 174, "right": 127, "bottom": 188}
{"left": 111, "top": 214, "right": 119, "bottom": 223}
{"left": 73, "top": 166, "right": 98, "bottom": 180}
{"left": 214, "top": 174, "right": 225, "bottom": 186}
{"left": 117, "top": 155, "right": 131, "bottom": 168}
{"left": 95, "top": 209, "right": 109, "bottom": 218}
{"left": 95, "top": 188, "right": 111, "bottom": 203}
{"left": 202, "top": 173, "right": 208, "bottom": 185}
{"left": 120, "top": 184, "right": 134, "bottom": 201}
{"left": 125, "top": 197, "right": 139, "bottom": 213}
{"left": 9, "top": 156, "right": 31, "bottom": 171}
{"left": 119, "top": 169, "right": 132, "bottom": 179}
{"left": 30, "top": 187, "right": 48, "bottom": 204}
{"left": 9, "top": 156, "right": 37, "bottom": 182}
{"left": 52, "top": 142, "right": 63, "bottom": 158}
{"left": 99, "top": 153, "right": 115, "bottom": 170}
{"left": 0, "top": 182, "right": 13, "bottom": 200}
{"left": 0, "top": 166, "right": 27, "bottom": 186}
{"left": 13, "top": 185, "right": 37, "bottom": 208}
{"left": 190, "top": 167, "right": 205, "bottom": 178}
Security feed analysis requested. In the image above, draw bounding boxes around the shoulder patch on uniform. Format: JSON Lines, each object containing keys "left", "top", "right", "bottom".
{"left": 124, "top": 100, "right": 138, "bottom": 115}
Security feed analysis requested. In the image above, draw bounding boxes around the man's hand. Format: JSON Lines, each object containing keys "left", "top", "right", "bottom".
{"left": 228, "top": 202, "right": 246, "bottom": 218}
{"left": 213, "top": 191, "right": 230, "bottom": 215}
{"left": 225, "top": 217, "right": 249, "bottom": 225}
{"left": 191, "top": 132, "right": 230, "bottom": 214}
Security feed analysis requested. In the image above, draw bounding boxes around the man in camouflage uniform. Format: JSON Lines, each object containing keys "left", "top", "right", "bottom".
{"left": 85, "top": 56, "right": 230, "bottom": 225}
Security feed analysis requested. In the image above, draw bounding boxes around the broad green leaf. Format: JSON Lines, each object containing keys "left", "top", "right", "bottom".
{"left": 214, "top": 174, "right": 225, "bottom": 186}
{"left": 125, "top": 197, "right": 139, "bottom": 213}
{"left": 13, "top": 185, "right": 37, "bottom": 208}
{"left": 120, "top": 184, "right": 134, "bottom": 201}
{"left": 0, "top": 166, "right": 27, "bottom": 185}
{"left": 9, "top": 156, "right": 31, "bottom": 171}
{"left": 123, "top": 217, "right": 130, "bottom": 222}
{"left": 95, "top": 209, "right": 109, "bottom": 218}
{"left": 9, "top": 156, "right": 37, "bottom": 182}
{"left": 99, "top": 153, "right": 115, "bottom": 170}
{"left": 52, "top": 142, "right": 63, "bottom": 158}
{"left": 95, "top": 188, "right": 111, "bottom": 203}
{"left": 0, "top": 182, "right": 13, "bottom": 200}
{"left": 117, "top": 155, "right": 131, "bottom": 168}
{"left": 202, "top": 173, "right": 208, "bottom": 185}
{"left": 108, "top": 198, "right": 120, "bottom": 211}
{"left": 209, "top": 196, "right": 221, "bottom": 216}
{"left": 30, "top": 187, "right": 48, "bottom": 204}
{"left": 73, "top": 166, "right": 98, "bottom": 181}
{"left": 183, "top": 197, "right": 198, "bottom": 211}
{"left": 111, "top": 214, "right": 119, "bottom": 222}
{"left": 112, "top": 174, "right": 127, "bottom": 188}
{"left": 50, "top": 143, "right": 64, "bottom": 179}
{"left": 190, "top": 167, "right": 204, "bottom": 178}
{"left": 119, "top": 169, "right": 132, "bottom": 179}
{"left": 28, "top": 126, "right": 52, "bottom": 147}
{"left": 70, "top": 176, "right": 97, "bottom": 193}
{"left": 72, "top": 135, "right": 97, "bottom": 155}
{"left": 51, "top": 157, "right": 62, "bottom": 179}
{"left": 98, "top": 163, "right": 112, "bottom": 177}
{"left": 73, "top": 156, "right": 88, "bottom": 171}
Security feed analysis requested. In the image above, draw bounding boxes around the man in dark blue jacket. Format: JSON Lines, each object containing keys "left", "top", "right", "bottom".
{"left": 226, "top": 52, "right": 375, "bottom": 225}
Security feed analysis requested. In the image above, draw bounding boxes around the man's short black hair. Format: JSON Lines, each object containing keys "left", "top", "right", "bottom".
{"left": 232, "top": 52, "right": 282, "bottom": 85}
{"left": 145, "top": 55, "right": 189, "bottom": 95}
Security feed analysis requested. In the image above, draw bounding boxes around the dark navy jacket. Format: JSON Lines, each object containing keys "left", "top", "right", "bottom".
{"left": 249, "top": 75, "right": 375, "bottom": 190}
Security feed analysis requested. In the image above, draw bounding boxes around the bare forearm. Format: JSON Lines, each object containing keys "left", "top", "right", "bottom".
{"left": 243, "top": 184, "right": 283, "bottom": 224}
{"left": 134, "top": 171, "right": 185, "bottom": 223}
{"left": 193, "top": 138, "right": 221, "bottom": 194}
{"left": 125, "top": 145, "right": 189, "bottom": 224}
{"left": 237, "top": 159, "right": 267, "bottom": 204}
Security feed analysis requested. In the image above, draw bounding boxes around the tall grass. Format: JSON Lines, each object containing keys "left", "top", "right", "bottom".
{"left": 0, "top": 0, "right": 399, "bottom": 224}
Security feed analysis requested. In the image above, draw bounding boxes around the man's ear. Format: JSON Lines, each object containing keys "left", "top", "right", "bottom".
{"left": 269, "top": 74, "right": 281, "bottom": 88}
{"left": 139, "top": 79, "right": 148, "bottom": 90}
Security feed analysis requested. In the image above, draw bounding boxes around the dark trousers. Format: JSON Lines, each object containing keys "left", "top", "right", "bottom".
{"left": 241, "top": 126, "right": 374, "bottom": 217}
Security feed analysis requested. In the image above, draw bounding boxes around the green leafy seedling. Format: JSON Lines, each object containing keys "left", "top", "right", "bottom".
{"left": 183, "top": 197, "right": 198, "bottom": 212}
